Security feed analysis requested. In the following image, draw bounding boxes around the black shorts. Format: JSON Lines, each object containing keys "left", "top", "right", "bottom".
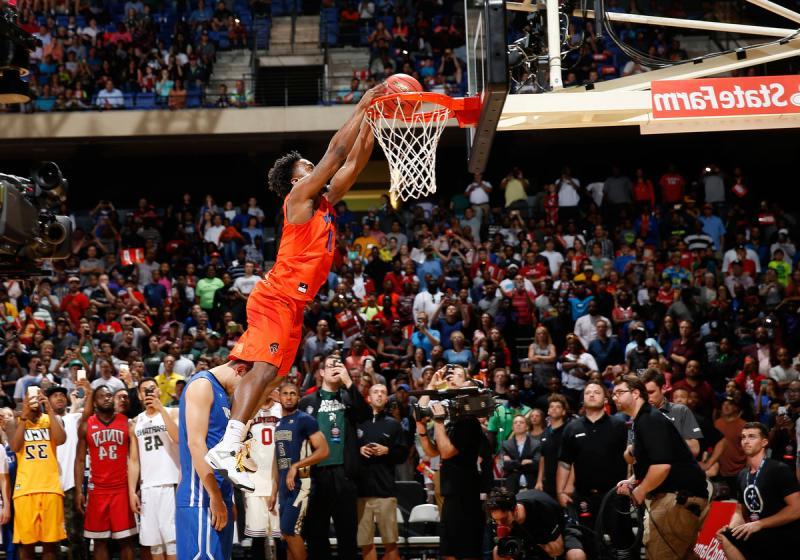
{"left": 721, "top": 527, "right": 799, "bottom": 560}
{"left": 440, "top": 492, "right": 485, "bottom": 557}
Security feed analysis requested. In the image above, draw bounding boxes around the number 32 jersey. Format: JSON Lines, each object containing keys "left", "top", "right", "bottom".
{"left": 15, "top": 414, "right": 63, "bottom": 497}
{"left": 86, "top": 413, "right": 130, "bottom": 492}
{"left": 134, "top": 410, "right": 180, "bottom": 488}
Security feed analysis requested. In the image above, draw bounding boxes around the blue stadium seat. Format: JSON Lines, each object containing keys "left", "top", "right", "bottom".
{"left": 208, "top": 30, "right": 221, "bottom": 43}
{"left": 56, "top": 15, "right": 69, "bottom": 28}
{"left": 135, "top": 92, "right": 156, "bottom": 109}
{"left": 218, "top": 36, "right": 230, "bottom": 50}
{"left": 35, "top": 96, "right": 55, "bottom": 112}
{"left": 76, "top": 16, "right": 86, "bottom": 28}
{"left": 123, "top": 93, "right": 135, "bottom": 109}
{"left": 186, "top": 93, "right": 202, "bottom": 108}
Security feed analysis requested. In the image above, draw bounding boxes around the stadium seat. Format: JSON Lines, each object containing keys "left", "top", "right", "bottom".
{"left": 135, "top": 93, "right": 156, "bottom": 109}
{"left": 186, "top": 93, "right": 202, "bottom": 108}
{"left": 405, "top": 504, "right": 440, "bottom": 558}
{"left": 123, "top": 93, "right": 135, "bottom": 109}
{"left": 56, "top": 15, "right": 69, "bottom": 28}
{"left": 393, "top": 480, "right": 426, "bottom": 518}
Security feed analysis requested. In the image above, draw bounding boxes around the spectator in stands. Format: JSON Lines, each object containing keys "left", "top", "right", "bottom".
{"left": 96, "top": 78, "right": 124, "bottom": 109}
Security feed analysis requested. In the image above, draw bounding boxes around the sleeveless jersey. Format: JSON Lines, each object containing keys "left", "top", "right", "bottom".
{"left": 176, "top": 370, "right": 233, "bottom": 507}
{"left": 264, "top": 197, "right": 336, "bottom": 301}
{"left": 86, "top": 413, "right": 130, "bottom": 492}
{"left": 14, "top": 413, "right": 63, "bottom": 497}
{"left": 248, "top": 402, "right": 282, "bottom": 497}
{"left": 134, "top": 410, "right": 180, "bottom": 488}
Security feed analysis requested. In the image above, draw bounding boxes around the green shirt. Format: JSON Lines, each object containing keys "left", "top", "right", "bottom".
{"left": 196, "top": 277, "right": 224, "bottom": 309}
{"left": 487, "top": 403, "right": 532, "bottom": 453}
{"left": 768, "top": 260, "right": 791, "bottom": 287}
{"left": 316, "top": 389, "right": 346, "bottom": 467}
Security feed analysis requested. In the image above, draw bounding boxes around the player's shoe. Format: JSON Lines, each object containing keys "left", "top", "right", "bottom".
{"left": 204, "top": 443, "right": 256, "bottom": 492}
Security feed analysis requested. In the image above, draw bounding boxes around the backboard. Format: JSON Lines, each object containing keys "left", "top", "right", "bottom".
{"left": 463, "top": 0, "right": 509, "bottom": 174}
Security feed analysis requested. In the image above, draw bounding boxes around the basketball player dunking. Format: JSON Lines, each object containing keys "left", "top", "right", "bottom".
{"left": 206, "top": 83, "right": 385, "bottom": 490}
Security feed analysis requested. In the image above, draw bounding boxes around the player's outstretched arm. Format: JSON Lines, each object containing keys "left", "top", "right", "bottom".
{"left": 288, "top": 84, "right": 384, "bottom": 205}
{"left": 326, "top": 122, "right": 374, "bottom": 206}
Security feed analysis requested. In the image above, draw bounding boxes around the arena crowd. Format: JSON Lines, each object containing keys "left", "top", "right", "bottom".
{"left": 0, "top": 158, "right": 797, "bottom": 558}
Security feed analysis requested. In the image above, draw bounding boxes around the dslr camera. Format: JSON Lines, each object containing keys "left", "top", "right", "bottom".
{"left": 494, "top": 525, "right": 535, "bottom": 560}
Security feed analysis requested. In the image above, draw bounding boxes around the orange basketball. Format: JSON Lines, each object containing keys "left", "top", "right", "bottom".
{"left": 381, "top": 73, "right": 423, "bottom": 119}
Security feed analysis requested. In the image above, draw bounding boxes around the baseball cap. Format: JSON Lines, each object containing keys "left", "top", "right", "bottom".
{"left": 68, "top": 276, "right": 80, "bottom": 283}
{"left": 68, "top": 359, "right": 82, "bottom": 367}
{"left": 778, "top": 228, "right": 789, "bottom": 236}
{"left": 397, "top": 383, "right": 411, "bottom": 392}
{"left": 44, "top": 385, "right": 68, "bottom": 397}
{"left": 207, "top": 331, "right": 221, "bottom": 338}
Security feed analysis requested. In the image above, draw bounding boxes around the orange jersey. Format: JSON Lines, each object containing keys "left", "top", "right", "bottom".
{"left": 265, "top": 197, "right": 336, "bottom": 301}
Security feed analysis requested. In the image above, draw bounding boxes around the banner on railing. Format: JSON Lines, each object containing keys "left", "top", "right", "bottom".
{"left": 652, "top": 75, "right": 800, "bottom": 118}
{"left": 693, "top": 500, "right": 737, "bottom": 560}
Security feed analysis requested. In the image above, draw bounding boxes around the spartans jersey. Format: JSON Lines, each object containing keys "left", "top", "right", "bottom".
{"left": 248, "top": 402, "right": 282, "bottom": 497}
{"left": 134, "top": 410, "right": 180, "bottom": 488}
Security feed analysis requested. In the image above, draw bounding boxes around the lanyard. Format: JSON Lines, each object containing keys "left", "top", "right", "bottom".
{"left": 746, "top": 458, "right": 766, "bottom": 488}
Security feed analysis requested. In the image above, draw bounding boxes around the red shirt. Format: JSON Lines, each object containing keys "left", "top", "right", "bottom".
{"left": 86, "top": 413, "right": 130, "bottom": 492}
{"left": 61, "top": 292, "right": 89, "bottom": 328}
{"left": 659, "top": 173, "right": 686, "bottom": 203}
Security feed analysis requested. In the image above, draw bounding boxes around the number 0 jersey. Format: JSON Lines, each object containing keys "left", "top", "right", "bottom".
{"left": 14, "top": 413, "right": 63, "bottom": 497}
{"left": 248, "top": 402, "right": 282, "bottom": 497}
{"left": 86, "top": 413, "right": 130, "bottom": 492}
{"left": 134, "top": 410, "right": 180, "bottom": 488}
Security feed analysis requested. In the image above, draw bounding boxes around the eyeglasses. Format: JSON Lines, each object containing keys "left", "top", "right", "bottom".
{"left": 611, "top": 389, "right": 631, "bottom": 398}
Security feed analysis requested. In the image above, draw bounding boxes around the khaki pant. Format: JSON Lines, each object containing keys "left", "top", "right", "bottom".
{"left": 357, "top": 497, "right": 399, "bottom": 547}
{"left": 643, "top": 493, "right": 709, "bottom": 560}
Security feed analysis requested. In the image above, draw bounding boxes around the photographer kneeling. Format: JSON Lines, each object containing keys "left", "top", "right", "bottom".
{"left": 487, "top": 487, "right": 587, "bottom": 560}
{"left": 415, "top": 365, "right": 487, "bottom": 560}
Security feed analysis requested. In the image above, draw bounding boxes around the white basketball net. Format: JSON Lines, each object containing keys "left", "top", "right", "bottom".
{"left": 366, "top": 96, "right": 452, "bottom": 203}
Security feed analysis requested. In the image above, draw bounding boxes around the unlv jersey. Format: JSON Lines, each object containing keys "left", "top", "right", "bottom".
{"left": 86, "top": 414, "right": 129, "bottom": 492}
{"left": 264, "top": 198, "right": 336, "bottom": 301}
{"left": 248, "top": 402, "right": 282, "bottom": 497}
{"left": 134, "top": 411, "right": 180, "bottom": 488}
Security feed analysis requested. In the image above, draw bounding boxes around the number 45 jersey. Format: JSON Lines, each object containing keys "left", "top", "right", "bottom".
{"left": 135, "top": 410, "right": 180, "bottom": 488}
{"left": 86, "top": 413, "right": 130, "bottom": 491}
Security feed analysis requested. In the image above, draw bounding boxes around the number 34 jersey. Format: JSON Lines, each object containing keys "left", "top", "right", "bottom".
{"left": 248, "top": 402, "right": 282, "bottom": 497}
{"left": 86, "top": 413, "right": 130, "bottom": 492}
{"left": 134, "top": 410, "right": 180, "bottom": 488}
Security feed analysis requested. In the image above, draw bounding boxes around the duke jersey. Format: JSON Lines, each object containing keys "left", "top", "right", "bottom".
{"left": 176, "top": 370, "right": 233, "bottom": 507}
{"left": 86, "top": 413, "right": 129, "bottom": 492}
{"left": 264, "top": 197, "right": 336, "bottom": 301}
{"left": 248, "top": 402, "right": 282, "bottom": 497}
{"left": 134, "top": 410, "right": 180, "bottom": 488}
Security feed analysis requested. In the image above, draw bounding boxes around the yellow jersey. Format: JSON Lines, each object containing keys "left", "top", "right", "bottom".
{"left": 14, "top": 414, "right": 63, "bottom": 498}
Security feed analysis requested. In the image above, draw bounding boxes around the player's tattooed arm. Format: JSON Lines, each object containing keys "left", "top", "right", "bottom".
{"left": 326, "top": 122, "right": 374, "bottom": 206}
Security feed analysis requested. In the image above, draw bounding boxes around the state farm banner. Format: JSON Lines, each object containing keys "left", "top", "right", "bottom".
{"left": 651, "top": 75, "right": 800, "bottom": 118}
{"left": 693, "top": 500, "right": 737, "bottom": 560}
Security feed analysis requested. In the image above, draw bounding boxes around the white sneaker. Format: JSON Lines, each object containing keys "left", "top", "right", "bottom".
{"left": 204, "top": 443, "right": 256, "bottom": 492}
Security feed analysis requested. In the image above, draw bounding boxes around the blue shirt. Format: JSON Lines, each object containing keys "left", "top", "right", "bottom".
{"left": 568, "top": 295, "right": 593, "bottom": 321}
{"left": 435, "top": 319, "right": 463, "bottom": 350}
{"left": 699, "top": 215, "right": 726, "bottom": 250}
{"left": 588, "top": 337, "right": 624, "bottom": 371}
{"left": 177, "top": 371, "right": 233, "bottom": 507}
{"left": 417, "top": 259, "right": 443, "bottom": 289}
{"left": 411, "top": 329, "right": 440, "bottom": 360}
{"left": 275, "top": 410, "right": 319, "bottom": 483}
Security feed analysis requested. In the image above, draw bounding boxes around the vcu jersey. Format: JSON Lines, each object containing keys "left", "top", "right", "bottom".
{"left": 264, "top": 197, "right": 336, "bottom": 301}
{"left": 15, "top": 414, "right": 62, "bottom": 497}
{"left": 134, "top": 411, "right": 179, "bottom": 488}
{"left": 86, "top": 414, "right": 129, "bottom": 492}
{"left": 248, "top": 402, "right": 282, "bottom": 497}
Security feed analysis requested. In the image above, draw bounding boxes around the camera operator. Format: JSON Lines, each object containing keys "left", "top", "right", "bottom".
{"left": 612, "top": 375, "right": 710, "bottom": 560}
{"left": 487, "top": 487, "right": 586, "bottom": 560}
{"left": 415, "top": 365, "right": 487, "bottom": 560}
{"left": 557, "top": 382, "right": 628, "bottom": 536}
{"left": 717, "top": 422, "right": 800, "bottom": 560}
{"left": 716, "top": 422, "right": 800, "bottom": 560}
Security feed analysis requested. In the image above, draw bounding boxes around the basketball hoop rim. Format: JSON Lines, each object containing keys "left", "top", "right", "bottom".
{"left": 367, "top": 92, "right": 481, "bottom": 127}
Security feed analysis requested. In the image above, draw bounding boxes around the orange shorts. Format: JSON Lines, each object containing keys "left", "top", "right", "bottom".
{"left": 230, "top": 280, "right": 306, "bottom": 375}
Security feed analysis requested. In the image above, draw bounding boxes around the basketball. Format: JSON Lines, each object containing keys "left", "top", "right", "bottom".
{"left": 381, "top": 73, "right": 423, "bottom": 119}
